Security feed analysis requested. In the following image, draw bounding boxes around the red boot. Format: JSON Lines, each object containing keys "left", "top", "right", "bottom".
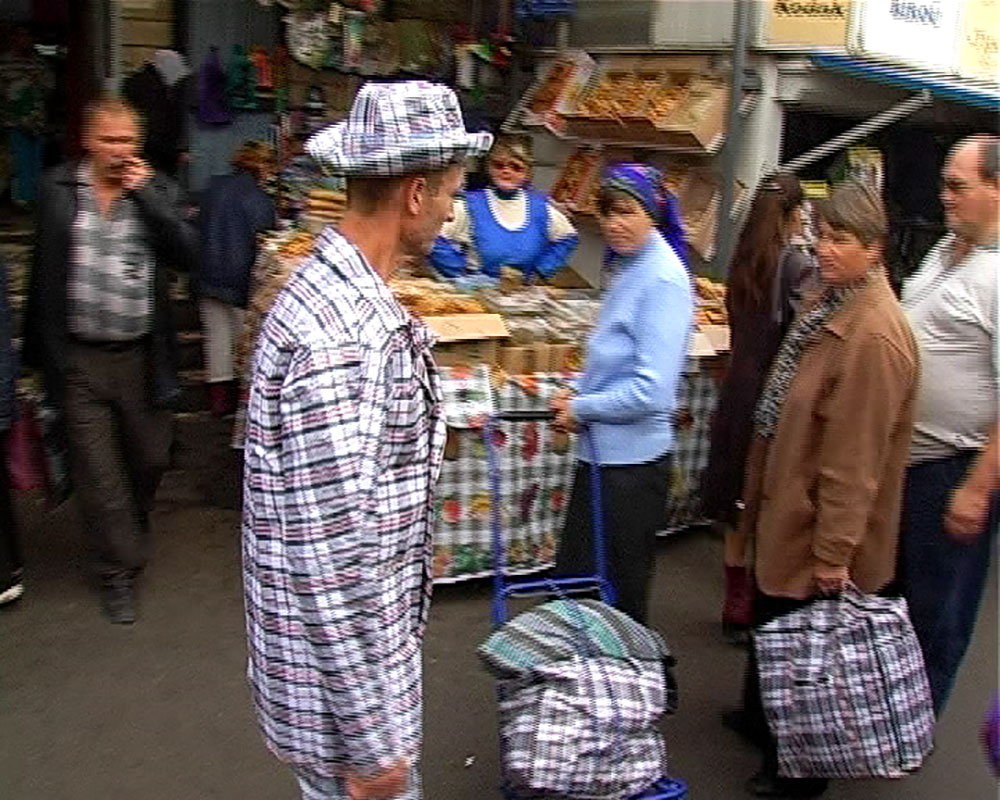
{"left": 722, "top": 565, "right": 753, "bottom": 644}
{"left": 209, "top": 382, "right": 236, "bottom": 417}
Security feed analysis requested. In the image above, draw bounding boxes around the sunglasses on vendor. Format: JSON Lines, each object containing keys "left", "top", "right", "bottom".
{"left": 489, "top": 158, "right": 528, "bottom": 173}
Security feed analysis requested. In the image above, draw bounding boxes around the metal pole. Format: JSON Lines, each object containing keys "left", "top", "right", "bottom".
{"left": 714, "top": 0, "right": 751, "bottom": 278}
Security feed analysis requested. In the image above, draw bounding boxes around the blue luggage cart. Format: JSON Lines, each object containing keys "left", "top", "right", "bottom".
{"left": 483, "top": 411, "right": 688, "bottom": 800}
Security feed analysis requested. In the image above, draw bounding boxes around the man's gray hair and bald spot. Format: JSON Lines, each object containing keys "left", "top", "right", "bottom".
{"left": 955, "top": 135, "right": 1000, "bottom": 183}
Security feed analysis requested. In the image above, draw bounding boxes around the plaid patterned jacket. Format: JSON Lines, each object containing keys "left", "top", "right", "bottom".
{"left": 242, "top": 228, "right": 446, "bottom": 777}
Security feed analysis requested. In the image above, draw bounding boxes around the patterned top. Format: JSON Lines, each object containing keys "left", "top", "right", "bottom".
{"left": 242, "top": 228, "right": 446, "bottom": 777}
{"left": 68, "top": 163, "right": 154, "bottom": 342}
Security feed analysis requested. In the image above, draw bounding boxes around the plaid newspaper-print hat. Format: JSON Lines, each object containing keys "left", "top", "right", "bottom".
{"left": 306, "top": 81, "right": 493, "bottom": 176}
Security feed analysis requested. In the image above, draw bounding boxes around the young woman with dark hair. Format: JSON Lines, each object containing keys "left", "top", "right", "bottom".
{"left": 702, "top": 173, "right": 816, "bottom": 641}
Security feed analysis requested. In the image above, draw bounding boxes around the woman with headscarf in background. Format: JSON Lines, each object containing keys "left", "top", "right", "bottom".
{"left": 430, "top": 135, "right": 578, "bottom": 283}
{"left": 702, "top": 173, "right": 816, "bottom": 643}
{"left": 550, "top": 163, "right": 693, "bottom": 624}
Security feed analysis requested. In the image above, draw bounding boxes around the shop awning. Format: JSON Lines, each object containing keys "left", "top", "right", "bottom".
{"left": 811, "top": 53, "right": 1000, "bottom": 112}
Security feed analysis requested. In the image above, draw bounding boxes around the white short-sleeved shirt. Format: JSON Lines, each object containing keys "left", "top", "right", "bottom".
{"left": 902, "top": 234, "right": 998, "bottom": 463}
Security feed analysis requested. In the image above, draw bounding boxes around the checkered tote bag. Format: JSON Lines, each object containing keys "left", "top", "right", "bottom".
{"left": 498, "top": 655, "right": 668, "bottom": 799}
{"left": 754, "top": 587, "right": 934, "bottom": 779}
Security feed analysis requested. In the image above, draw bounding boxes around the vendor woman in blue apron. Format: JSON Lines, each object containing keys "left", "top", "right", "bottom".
{"left": 430, "top": 135, "right": 579, "bottom": 282}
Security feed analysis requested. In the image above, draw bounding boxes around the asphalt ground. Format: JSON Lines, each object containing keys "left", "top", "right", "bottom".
{"left": 2, "top": 416, "right": 996, "bottom": 799}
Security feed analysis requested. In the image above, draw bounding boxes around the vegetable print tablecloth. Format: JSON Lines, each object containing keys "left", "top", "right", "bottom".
{"left": 432, "top": 368, "right": 576, "bottom": 583}
{"left": 431, "top": 360, "right": 723, "bottom": 583}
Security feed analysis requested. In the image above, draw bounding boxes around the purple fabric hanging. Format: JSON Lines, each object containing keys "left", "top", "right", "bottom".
{"left": 198, "top": 46, "right": 233, "bottom": 126}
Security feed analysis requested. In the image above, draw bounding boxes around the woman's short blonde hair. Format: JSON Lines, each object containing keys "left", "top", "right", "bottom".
{"left": 488, "top": 135, "right": 532, "bottom": 168}
{"left": 232, "top": 140, "right": 275, "bottom": 182}
{"left": 813, "top": 182, "right": 887, "bottom": 246}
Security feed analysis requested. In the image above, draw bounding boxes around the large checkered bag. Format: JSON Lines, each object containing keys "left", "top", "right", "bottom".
{"left": 479, "top": 599, "right": 679, "bottom": 715}
{"left": 754, "top": 587, "right": 934, "bottom": 779}
{"left": 498, "top": 654, "right": 668, "bottom": 799}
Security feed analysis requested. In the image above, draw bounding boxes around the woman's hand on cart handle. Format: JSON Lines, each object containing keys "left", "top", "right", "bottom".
{"left": 551, "top": 389, "right": 578, "bottom": 434}
{"left": 813, "top": 561, "right": 850, "bottom": 596}
{"left": 347, "top": 759, "right": 409, "bottom": 800}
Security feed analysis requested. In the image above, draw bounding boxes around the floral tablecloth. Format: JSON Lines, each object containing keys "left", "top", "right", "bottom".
{"left": 430, "top": 358, "right": 724, "bottom": 583}
{"left": 432, "top": 367, "right": 576, "bottom": 583}
{"left": 663, "top": 358, "right": 723, "bottom": 534}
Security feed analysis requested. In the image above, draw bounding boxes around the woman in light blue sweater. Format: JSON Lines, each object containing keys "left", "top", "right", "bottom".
{"left": 552, "top": 163, "right": 693, "bottom": 624}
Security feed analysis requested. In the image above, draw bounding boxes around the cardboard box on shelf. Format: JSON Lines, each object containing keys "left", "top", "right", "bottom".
{"left": 425, "top": 314, "right": 509, "bottom": 368}
{"left": 550, "top": 148, "right": 603, "bottom": 210}
{"left": 688, "top": 330, "right": 718, "bottom": 358}
{"left": 499, "top": 346, "right": 533, "bottom": 375}
{"left": 656, "top": 77, "right": 729, "bottom": 151}
{"left": 521, "top": 51, "right": 597, "bottom": 134}
{"left": 548, "top": 344, "right": 576, "bottom": 372}
{"left": 532, "top": 343, "right": 551, "bottom": 373}
{"left": 701, "top": 324, "right": 731, "bottom": 353}
{"left": 677, "top": 168, "right": 746, "bottom": 261}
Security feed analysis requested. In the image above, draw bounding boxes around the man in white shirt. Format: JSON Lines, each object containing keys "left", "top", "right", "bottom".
{"left": 900, "top": 135, "right": 999, "bottom": 715}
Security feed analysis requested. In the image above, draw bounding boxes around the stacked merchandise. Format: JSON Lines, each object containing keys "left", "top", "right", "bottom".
{"left": 517, "top": 52, "right": 728, "bottom": 153}
{"left": 389, "top": 275, "right": 600, "bottom": 374}
{"left": 301, "top": 185, "right": 348, "bottom": 233}
{"left": 694, "top": 276, "right": 728, "bottom": 328}
{"left": 232, "top": 229, "right": 315, "bottom": 448}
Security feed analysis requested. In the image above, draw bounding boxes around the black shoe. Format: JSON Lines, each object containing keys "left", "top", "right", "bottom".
{"left": 100, "top": 580, "right": 136, "bottom": 625}
{"left": 747, "top": 772, "right": 828, "bottom": 798}
{"left": 723, "top": 708, "right": 767, "bottom": 747}
{"left": 723, "top": 621, "right": 751, "bottom": 646}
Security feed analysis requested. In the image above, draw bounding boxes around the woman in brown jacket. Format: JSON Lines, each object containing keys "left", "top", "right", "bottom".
{"left": 738, "top": 183, "right": 919, "bottom": 799}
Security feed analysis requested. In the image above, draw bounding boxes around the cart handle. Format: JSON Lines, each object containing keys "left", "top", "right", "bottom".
{"left": 492, "top": 410, "right": 556, "bottom": 422}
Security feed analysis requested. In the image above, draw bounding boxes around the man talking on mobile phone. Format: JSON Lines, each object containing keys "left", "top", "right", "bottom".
{"left": 24, "top": 94, "right": 197, "bottom": 624}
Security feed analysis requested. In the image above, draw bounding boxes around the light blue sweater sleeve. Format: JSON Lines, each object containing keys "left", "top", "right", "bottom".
{"left": 573, "top": 275, "right": 692, "bottom": 424}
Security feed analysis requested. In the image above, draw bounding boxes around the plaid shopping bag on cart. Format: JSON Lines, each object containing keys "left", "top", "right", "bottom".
{"left": 754, "top": 586, "right": 934, "bottom": 779}
{"left": 498, "top": 654, "right": 668, "bottom": 799}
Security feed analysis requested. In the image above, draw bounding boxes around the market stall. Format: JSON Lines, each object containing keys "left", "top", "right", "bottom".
{"left": 498, "top": 47, "right": 740, "bottom": 534}
{"left": 236, "top": 225, "right": 731, "bottom": 582}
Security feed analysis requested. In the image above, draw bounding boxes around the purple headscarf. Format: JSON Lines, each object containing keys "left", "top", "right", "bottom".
{"left": 601, "top": 162, "right": 688, "bottom": 269}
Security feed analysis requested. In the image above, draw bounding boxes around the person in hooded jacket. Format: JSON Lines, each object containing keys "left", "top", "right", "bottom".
{"left": 195, "top": 140, "right": 276, "bottom": 416}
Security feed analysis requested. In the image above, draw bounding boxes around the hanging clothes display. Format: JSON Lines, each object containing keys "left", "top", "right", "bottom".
{"left": 198, "top": 47, "right": 233, "bottom": 126}
{"left": 122, "top": 50, "right": 190, "bottom": 177}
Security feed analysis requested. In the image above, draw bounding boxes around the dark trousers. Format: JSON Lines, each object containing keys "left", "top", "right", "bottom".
{"left": 63, "top": 342, "right": 173, "bottom": 581}
{"left": 742, "top": 592, "right": 814, "bottom": 780}
{"left": 555, "top": 453, "right": 672, "bottom": 624}
{"left": 899, "top": 452, "right": 999, "bottom": 715}
{"left": 0, "top": 431, "right": 23, "bottom": 586}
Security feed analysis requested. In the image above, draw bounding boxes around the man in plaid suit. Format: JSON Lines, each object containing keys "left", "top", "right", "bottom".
{"left": 241, "top": 82, "right": 491, "bottom": 800}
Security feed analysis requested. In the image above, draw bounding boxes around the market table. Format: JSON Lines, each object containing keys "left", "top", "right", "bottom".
{"left": 430, "top": 360, "right": 722, "bottom": 583}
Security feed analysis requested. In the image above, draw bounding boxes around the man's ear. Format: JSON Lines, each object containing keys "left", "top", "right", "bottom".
{"left": 404, "top": 175, "right": 427, "bottom": 217}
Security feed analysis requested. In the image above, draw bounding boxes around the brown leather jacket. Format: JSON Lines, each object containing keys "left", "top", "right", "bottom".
{"left": 739, "top": 272, "right": 919, "bottom": 600}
